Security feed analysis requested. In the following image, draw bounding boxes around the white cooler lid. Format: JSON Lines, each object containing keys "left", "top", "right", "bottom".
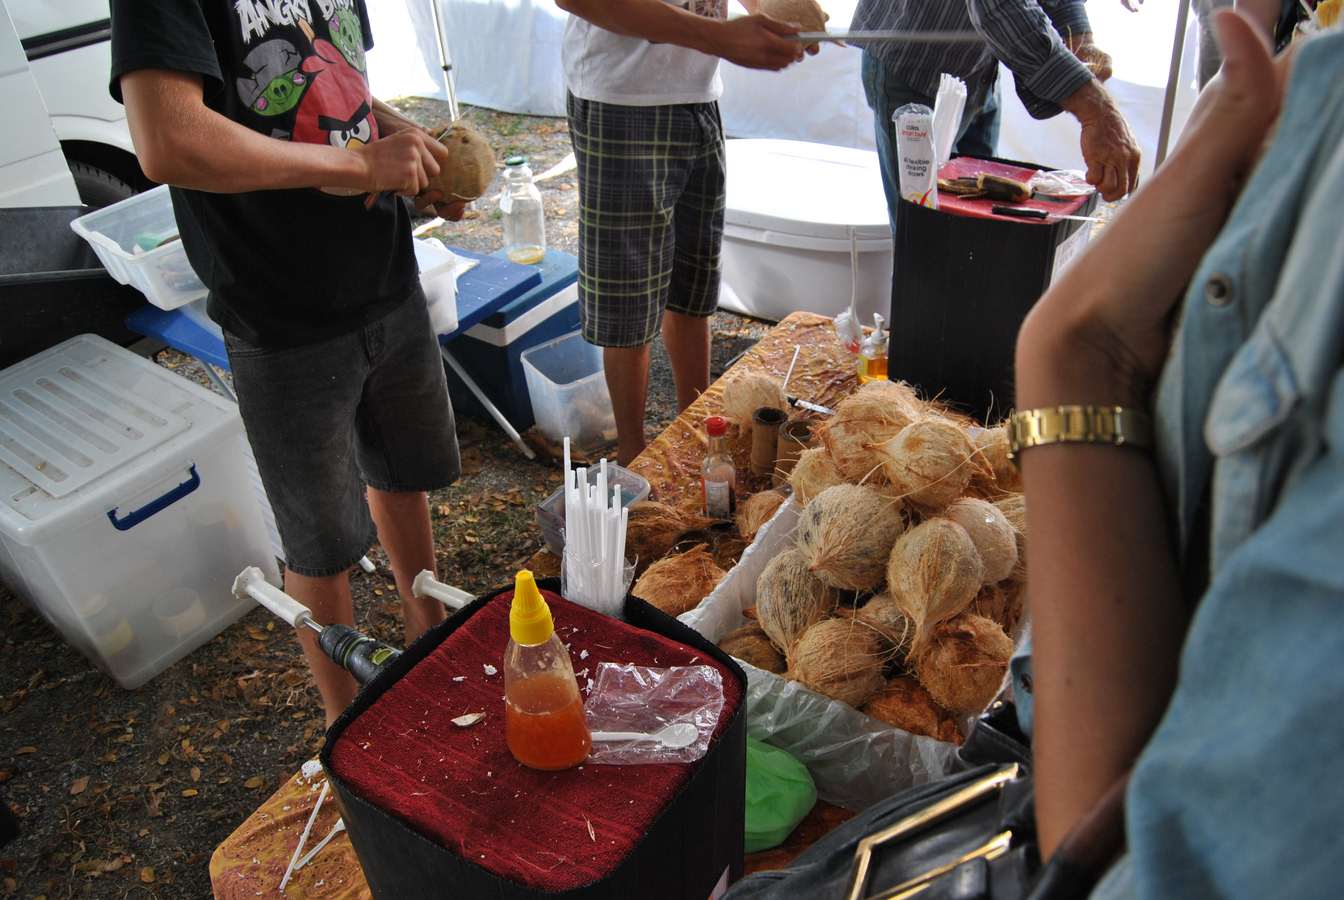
{"left": 0, "top": 335, "right": 234, "bottom": 528}
{"left": 724, "top": 139, "right": 891, "bottom": 242}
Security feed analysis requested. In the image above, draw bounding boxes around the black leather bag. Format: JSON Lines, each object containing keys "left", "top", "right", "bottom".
{"left": 725, "top": 704, "right": 1123, "bottom": 900}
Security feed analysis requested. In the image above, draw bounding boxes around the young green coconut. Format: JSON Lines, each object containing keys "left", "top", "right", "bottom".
{"left": 755, "top": 547, "right": 842, "bottom": 653}
{"left": 820, "top": 380, "right": 924, "bottom": 483}
{"left": 886, "top": 518, "right": 984, "bottom": 644}
{"left": 795, "top": 484, "right": 905, "bottom": 592}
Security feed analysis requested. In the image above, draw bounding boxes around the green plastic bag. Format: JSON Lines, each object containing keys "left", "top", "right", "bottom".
{"left": 745, "top": 737, "right": 817, "bottom": 853}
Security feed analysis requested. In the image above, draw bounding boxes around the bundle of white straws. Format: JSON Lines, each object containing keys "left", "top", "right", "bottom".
{"left": 561, "top": 438, "right": 630, "bottom": 618}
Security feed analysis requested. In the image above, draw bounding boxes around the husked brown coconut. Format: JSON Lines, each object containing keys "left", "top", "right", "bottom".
{"left": 993, "top": 493, "right": 1028, "bottom": 581}
{"left": 789, "top": 447, "right": 845, "bottom": 506}
{"left": 625, "top": 501, "right": 714, "bottom": 572}
{"left": 971, "top": 584, "right": 1024, "bottom": 636}
{"left": 943, "top": 498, "right": 1018, "bottom": 584}
{"left": 862, "top": 676, "right": 962, "bottom": 744}
{"left": 756, "top": 548, "right": 841, "bottom": 652}
{"left": 760, "top": 0, "right": 829, "bottom": 32}
{"left": 631, "top": 543, "right": 725, "bottom": 616}
{"left": 877, "top": 418, "right": 979, "bottom": 510}
{"left": 736, "top": 490, "right": 787, "bottom": 540}
{"left": 887, "top": 519, "right": 984, "bottom": 641}
{"left": 722, "top": 373, "right": 788, "bottom": 429}
{"left": 795, "top": 484, "right": 904, "bottom": 591}
{"left": 787, "top": 619, "right": 887, "bottom": 708}
{"left": 854, "top": 594, "right": 914, "bottom": 659}
{"left": 427, "top": 121, "right": 497, "bottom": 200}
{"left": 719, "top": 622, "right": 786, "bottom": 674}
{"left": 913, "top": 613, "right": 1013, "bottom": 715}
{"left": 969, "top": 425, "right": 1021, "bottom": 494}
{"left": 820, "top": 380, "right": 924, "bottom": 483}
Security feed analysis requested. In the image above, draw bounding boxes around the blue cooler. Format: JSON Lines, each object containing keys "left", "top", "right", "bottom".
{"left": 444, "top": 249, "right": 580, "bottom": 430}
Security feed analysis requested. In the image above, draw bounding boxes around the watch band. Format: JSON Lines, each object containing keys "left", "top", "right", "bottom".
{"left": 1006, "top": 405, "right": 1153, "bottom": 464}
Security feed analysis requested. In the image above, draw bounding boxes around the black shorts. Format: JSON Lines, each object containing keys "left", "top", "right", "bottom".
{"left": 567, "top": 93, "right": 726, "bottom": 348}
{"left": 224, "top": 292, "right": 460, "bottom": 577}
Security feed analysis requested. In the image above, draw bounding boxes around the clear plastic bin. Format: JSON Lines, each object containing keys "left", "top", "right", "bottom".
{"left": 535, "top": 463, "right": 650, "bottom": 555}
{"left": 70, "top": 185, "right": 207, "bottom": 311}
{"left": 520, "top": 330, "right": 616, "bottom": 446}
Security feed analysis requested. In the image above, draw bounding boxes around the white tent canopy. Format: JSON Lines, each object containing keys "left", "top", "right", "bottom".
{"left": 366, "top": 0, "right": 1200, "bottom": 179}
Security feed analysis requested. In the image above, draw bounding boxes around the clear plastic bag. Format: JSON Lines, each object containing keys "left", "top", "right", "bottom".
{"left": 583, "top": 663, "right": 725, "bottom": 765}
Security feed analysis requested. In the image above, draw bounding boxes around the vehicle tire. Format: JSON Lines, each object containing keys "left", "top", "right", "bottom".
{"left": 69, "top": 160, "right": 137, "bottom": 209}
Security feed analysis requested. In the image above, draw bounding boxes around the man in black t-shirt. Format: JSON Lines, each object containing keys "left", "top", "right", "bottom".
{"left": 111, "top": 0, "right": 468, "bottom": 724}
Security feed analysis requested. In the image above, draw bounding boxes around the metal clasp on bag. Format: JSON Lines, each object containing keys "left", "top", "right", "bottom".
{"left": 845, "top": 763, "right": 1021, "bottom": 900}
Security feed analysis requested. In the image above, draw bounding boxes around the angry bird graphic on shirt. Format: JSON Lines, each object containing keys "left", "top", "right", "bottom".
{"left": 328, "top": 7, "right": 367, "bottom": 72}
{"left": 236, "top": 40, "right": 307, "bottom": 117}
{"left": 291, "top": 18, "right": 377, "bottom": 151}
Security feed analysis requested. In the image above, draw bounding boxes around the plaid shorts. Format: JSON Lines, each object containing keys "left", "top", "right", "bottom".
{"left": 567, "top": 93, "right": 726, "bottom": 348}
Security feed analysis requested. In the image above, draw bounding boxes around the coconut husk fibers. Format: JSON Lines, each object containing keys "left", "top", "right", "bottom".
{"left": 735, "top": 490, "right": 787, "bottom": 541}
{"left": 862, "top": 676, "right": 962, "bottom": 744}
{"left": 718, "top": 621, "right": 786, "bottom": 674}
{"left": 789, "top": 447, "right": 845, "bottom": 506}
{"left": 631, "top": 543, "right": 725, "bottom": 616}
{"left": 722, "top": 372, "right": 788, "bottom": 429}
{"left": 993, "top": 493, "right": 1028, "bottom": 582}
{"left": 756, "top": 548, "right": 842, "bottom": 652}
{"left": 428, "top": 121, "right": 496, "bottom": 200}
{"left": 943, "top": 498, "right": 1018, "bottom": 584}
{"left": 969, "top": 425, "right": 1021, "bottom": 495}
{"left": 795, "top": 484, "right": 905, "bottom": 592}
{"left": 820, "top": 380, "right": 924, "bottom": 483}
{"left": 887, "top": 518, "right": 984, "bottom": 642}
{"left": 913, "top": 613, "right": 1013, "bottom": 715}
{"left": 971, "top": 583, "right": 1024, "bottom": 637}
{"left": 854, "top": 594, "right": 914, "bottom": 661}
{"left": 877, "top": 417, "right": 979, "bottom": 511}
{"left": 624, "top": 501, "right": 714, "bottom": 572}
{"left": 787, "top": 618, "right": 888, "bottom": 708}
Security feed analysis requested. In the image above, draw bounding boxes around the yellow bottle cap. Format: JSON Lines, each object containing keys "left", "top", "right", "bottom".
{"left": 509, "top": 570, "right": 554, "bottom": 646}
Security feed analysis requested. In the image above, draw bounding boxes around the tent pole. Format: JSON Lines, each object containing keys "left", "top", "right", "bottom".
{"left": 1154, "top": 0, "right": 1193, "bottom": 167}
{"left": 428, "top": 0, "right": 460, "bottom": 120}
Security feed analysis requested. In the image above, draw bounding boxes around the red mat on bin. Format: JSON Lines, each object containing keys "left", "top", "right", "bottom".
{"left": 936, "top": 156, "right": 1090, "bottom": 221}
{"left": 328, "top": 591, "right": 742, "bottom": 893}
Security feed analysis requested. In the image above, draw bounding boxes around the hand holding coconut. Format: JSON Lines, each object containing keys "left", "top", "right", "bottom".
{"left": 348, "top": 128, "right": 450, "bottom": 198}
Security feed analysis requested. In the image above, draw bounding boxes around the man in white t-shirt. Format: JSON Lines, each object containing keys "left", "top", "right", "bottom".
{"left": 557, "top": 0, "right": 808, "bottom": 464}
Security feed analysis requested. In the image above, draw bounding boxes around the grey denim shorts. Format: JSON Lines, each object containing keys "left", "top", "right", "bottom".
{"left": 224, "top": 292, "right": 460, "bottom": 577}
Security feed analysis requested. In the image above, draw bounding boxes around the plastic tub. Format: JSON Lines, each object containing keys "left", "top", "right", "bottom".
{"left": 413, "top": 237, "right": 460, "bottom": 335}
{"left": 69, "top": 185, "right": 207, "bottom": 310}
{"left": 520, "top": 330, "right": 615, "bottom": 446}
{"left": 535, "top": 463, "right": 650, "bottom": 555}
{"left": 720, "top": 139, "right": 893, "bottom": 324}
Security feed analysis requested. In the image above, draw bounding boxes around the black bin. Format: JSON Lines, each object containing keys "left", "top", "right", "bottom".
{"left": 889, "top": 162, "right": 1098, "bottom": 422}
{"left": 0, "top": 206, "right": 146, "bottom": 370}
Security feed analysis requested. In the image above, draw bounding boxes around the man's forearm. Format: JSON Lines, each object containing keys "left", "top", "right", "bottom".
{"left": 122, "top": 70, "right": 366, "bottom": 194}
{"left": 372, "top": 98, "right": 424, "bottom": 137}
{"left": 555, "top": 0, "right": 717, "bottom": 53}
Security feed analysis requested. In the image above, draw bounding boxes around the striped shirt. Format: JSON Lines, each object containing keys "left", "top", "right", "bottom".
{"left": 851, "top": 0, "right": 1094, "bottom": 118}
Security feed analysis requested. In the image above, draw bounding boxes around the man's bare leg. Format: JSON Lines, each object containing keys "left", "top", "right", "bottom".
{"left": 604, "top": 344, "right": 653, "bottom": 466}
{"left": 285, "top": 569, "right": 357, "bottom": 727}
{"left": 661, "top": 311, "right": 711, "bottom": 413}
{"left": 368, "top": 487, "right": 444, "bottom": 644}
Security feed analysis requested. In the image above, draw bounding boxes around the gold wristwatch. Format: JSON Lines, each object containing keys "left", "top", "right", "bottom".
{"left": 1006, "top": 405, "right": 1153, "bottom": 465}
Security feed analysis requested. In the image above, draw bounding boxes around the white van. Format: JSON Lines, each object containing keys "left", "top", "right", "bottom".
{"left": 3, "top": 0, "right": 142, "bottom": 207}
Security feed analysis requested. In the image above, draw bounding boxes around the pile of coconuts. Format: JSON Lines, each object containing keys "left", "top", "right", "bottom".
{"left": 716, "top": 379, "right": 1028, "bottom": 744}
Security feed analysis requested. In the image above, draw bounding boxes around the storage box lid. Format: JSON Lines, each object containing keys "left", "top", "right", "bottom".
{"left": 724, "top": 139, "right": 891, "bottom": 242}
{"left": 478, "top": 249, "right": 578, "bottom": 328}
{"left": 0, "top": 335, "right": 234, "bottom": 526}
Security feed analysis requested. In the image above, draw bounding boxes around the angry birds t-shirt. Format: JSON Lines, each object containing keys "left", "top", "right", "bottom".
{"left": 109, "top": 0, "right": 418, "bottom": 347}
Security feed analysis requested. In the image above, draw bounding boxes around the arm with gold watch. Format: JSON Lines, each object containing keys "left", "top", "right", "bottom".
{"left": 1015, "top": 5, "right": 1296, "bottom": 861}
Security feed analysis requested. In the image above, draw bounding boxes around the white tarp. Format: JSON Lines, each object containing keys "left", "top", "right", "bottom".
{"left": 370, "top": 0, "right": 1201, "bottom": 179}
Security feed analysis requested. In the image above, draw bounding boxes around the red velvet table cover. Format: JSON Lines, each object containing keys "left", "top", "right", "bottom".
{"left": 327, "top": 590, "right": 743, "bottom": 893}
{"left": 936, "top": 156, "right": 1090, "bottom": 221}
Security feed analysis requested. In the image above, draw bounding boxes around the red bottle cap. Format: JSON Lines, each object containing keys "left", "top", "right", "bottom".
{"left": 705, "top": 415, "right": 728, "bottom": 437}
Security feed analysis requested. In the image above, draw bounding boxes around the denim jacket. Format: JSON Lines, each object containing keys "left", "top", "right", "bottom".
{"left": 1015, "top": 29, "right": 1344, "bottom": 898}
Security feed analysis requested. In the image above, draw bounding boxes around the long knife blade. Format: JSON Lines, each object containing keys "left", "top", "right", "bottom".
{"left": 789, "top": 30, "right": 983, "bottom": 44}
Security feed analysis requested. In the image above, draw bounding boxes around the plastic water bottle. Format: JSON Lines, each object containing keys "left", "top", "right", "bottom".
{"left": 499, "top": 156, "right": 546, "bottom": 265}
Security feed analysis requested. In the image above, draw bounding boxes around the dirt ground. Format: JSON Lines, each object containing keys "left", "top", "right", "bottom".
{"left": 0, "top": 102, "right": 770, "bottom": 899}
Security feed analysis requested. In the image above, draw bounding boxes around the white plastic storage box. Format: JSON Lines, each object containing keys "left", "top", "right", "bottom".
{"left": 413, "top": 237, "right": 461, "bottom": 336}
{"left": 70, "top": 184, "right": 207, "bottom": 311}
{"left": 0, "top": 335, "right": 280, "bottom": 688}
{"left": 520, "top": 331, "right": 616, "bottom": 447}
{"left": 721, "top": 139, "right": 893, "bottom": 324}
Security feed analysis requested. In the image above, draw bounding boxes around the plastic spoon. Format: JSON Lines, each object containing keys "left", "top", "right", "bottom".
{"left": 590, "top": 722, "right": 699, "bottom": 749}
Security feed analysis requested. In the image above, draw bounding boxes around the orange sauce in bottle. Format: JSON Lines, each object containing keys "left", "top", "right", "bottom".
{"left": 505, "top": 673, "right": 592, "bottom": 770}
